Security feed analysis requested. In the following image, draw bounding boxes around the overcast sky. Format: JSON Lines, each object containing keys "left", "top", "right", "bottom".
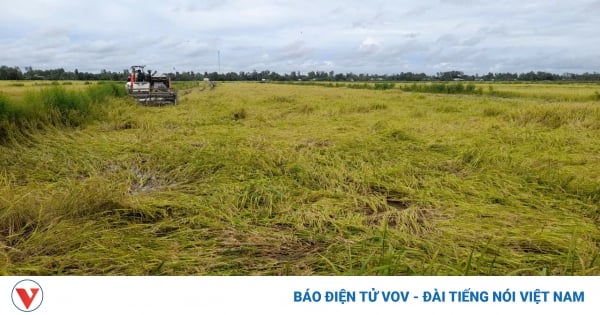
{"left": 2, "top": 0, "right": 600, "bottom": 75}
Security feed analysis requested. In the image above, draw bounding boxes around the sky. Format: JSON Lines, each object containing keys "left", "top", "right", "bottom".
{"left": 1, "top": 0, "right": 600, "bottom": 75}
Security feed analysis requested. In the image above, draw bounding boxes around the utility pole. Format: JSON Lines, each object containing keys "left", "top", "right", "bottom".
{"left": 218, "top": 50, "right": 221, "bottom": 74}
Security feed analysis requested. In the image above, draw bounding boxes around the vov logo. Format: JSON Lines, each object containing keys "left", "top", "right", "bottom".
{"left": 11, "top": 279, "right": 44, "bottom": 312}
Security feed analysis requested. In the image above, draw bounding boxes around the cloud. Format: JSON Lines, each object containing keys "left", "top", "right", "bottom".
{"left": 1, "top": 0, "right": 599, "bottom": 74}
{"left": 358, "top": 37, "right": 382, "bottom": 55}
{"left": 276, "top": 40, "right": 314, "bottom": 60}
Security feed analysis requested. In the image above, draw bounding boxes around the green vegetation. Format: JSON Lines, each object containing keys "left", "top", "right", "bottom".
{"left": 287, "top": 81, "right": 600, "bottom": 102}
{"left": 0, "top": 82, "right": 598, "bottom": 275}
{"left": 279, "top": 81, "right": 397, "bottom": 91}
{"left": 0, "top": 82, "right": 126, "bottom": 145}
{"left": 399, "top": 82, "right": 483, "bottom": 95}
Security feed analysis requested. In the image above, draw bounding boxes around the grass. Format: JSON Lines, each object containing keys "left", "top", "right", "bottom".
{"left": 0, "top": 82, "right": 598, "bottom": 275}
{"left": 0, "top": 82, "right": 126, "bottom": 145}
{"left": 400, "top": 82, "right": 483, "bottom": 95}
{"left": 286, "top": 81, "right": 600, "bottom": 102}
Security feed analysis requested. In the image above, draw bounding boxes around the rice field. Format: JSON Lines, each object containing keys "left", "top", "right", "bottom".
{"left": 0, "top": 81, "right": 599, "bottom": 275}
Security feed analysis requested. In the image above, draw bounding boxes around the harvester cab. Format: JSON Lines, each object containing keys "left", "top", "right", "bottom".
{"left": 125, "top": 65, "right": 177, "bottom": 105}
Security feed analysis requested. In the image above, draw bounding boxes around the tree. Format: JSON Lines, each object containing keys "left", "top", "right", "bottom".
{"left": 0, "top": 66, "right": 23, "bottom": 80}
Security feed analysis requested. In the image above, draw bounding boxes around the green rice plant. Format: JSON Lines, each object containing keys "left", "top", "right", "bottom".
{"left": 347, "top": 83, "right": 369, "bottom": 90}
{"left": 0, "top": 93, "right": 11, "bottom": 118}
{"left": 86, "top": 82, "right": 127, "bottom": 103}
{"left": 30, "top": 86, "right": 91, "bottom": 126}
{"left": 0, "top": 94, "right": 13, "bottom": 143}
{"left": 400, "top": 82, "right": 481, "bottom": 95}
{"left": 0, "top": 83, "right": 127, "bottom": 145}
{"left": 373, "top": 82, "right": 395, "bottom": 90}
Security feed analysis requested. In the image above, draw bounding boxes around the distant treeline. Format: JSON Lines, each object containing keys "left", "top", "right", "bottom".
{"left": 1, "top": 65, "right": 600, "bottom": 82}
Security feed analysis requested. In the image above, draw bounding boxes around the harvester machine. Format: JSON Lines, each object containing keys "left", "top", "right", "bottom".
{"left": 125, "top": 65, "right": 177, "bottom": 105}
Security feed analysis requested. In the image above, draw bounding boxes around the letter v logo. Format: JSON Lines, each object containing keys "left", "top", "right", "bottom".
{"left": 16, "top": 288, "right": 39, "bottom": 309}
{"left": 12, "top": 279, "right": 44, "bottom": 312}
